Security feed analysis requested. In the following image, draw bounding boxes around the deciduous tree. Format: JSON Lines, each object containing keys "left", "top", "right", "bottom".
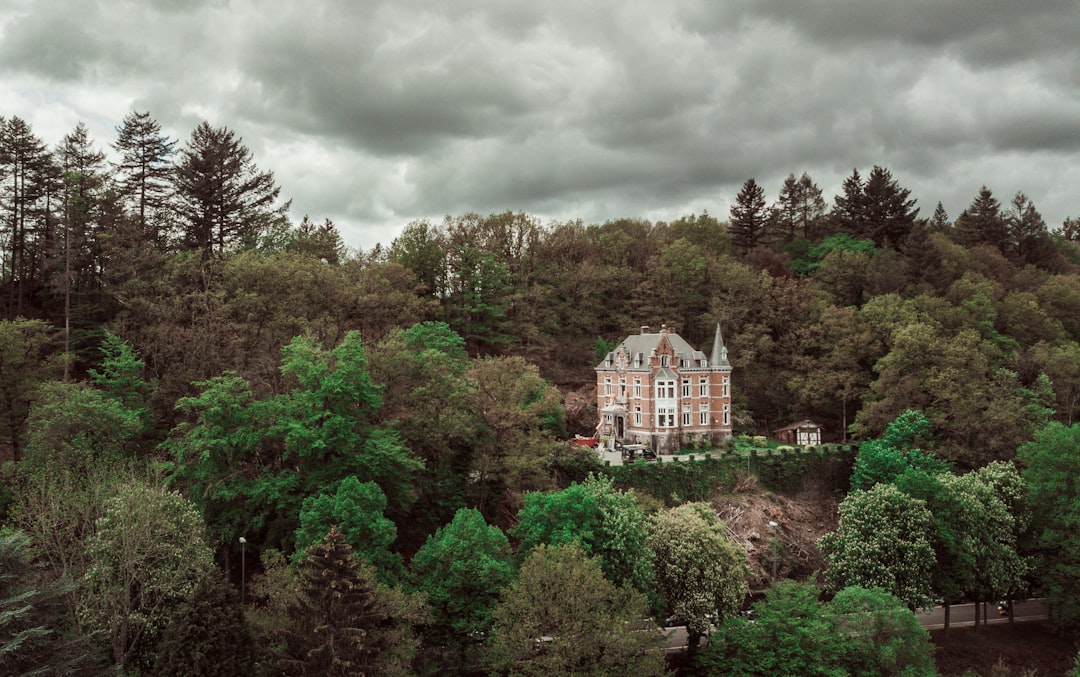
{"left": 648, "top": 502, "right": 748, "bottom": 648}
{"left": 409, "top": 507, "right": 514, "bottom": 651}
{"left": 819, "top": 483, "right": 936, "bottom": 610}
{"left": 486, "top": 543, "right": 668, "bottom": 677}
{"left": 1018, "top": 422, "right": 1080, "bottom": 628}
{"left": 79, "top": 480, "right": 215, "bottom": 671}
{"left": 514, "top": 474, "right": 655, "bottom": 598}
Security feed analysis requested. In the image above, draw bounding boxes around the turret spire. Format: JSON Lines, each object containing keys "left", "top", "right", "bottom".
{"left": 710, "top": 323, "right": 730, "bottom": 367}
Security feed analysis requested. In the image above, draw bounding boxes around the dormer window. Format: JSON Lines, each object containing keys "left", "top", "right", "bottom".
{"left": 661, "top": 355, "right": 669, "bottom": 367}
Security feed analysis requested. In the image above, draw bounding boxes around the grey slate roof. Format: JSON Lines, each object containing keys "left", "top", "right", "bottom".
{"left": 596, "top": 326, "right": 730, "bottom": 370}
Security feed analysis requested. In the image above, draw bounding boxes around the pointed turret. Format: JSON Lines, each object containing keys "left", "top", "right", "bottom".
{"left": 710, "top": 323, "right": 730, "bottom": 368}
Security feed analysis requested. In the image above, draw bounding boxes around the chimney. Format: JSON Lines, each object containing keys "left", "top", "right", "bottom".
{"left": 640, "top": 326, "right": 651, "bottom": 334}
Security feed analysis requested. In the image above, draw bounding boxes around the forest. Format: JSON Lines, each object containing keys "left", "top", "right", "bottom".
{"left": 2, "top": 111, "right": 1080, "bottom": 676}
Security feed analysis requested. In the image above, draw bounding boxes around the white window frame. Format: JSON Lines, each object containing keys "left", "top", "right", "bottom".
{"left": 681, "top": 379, "right": 691, "bottom": 398}
{"left": 699, "top": 378, "right": 708, "bottom": 397}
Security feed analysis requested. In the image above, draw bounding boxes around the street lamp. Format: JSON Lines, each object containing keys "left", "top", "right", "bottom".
{"left": 767, "top": 522, "right": 779, "bottom": 580}
{"left": 239, "top": 536, "right": 247, "bottom": 604}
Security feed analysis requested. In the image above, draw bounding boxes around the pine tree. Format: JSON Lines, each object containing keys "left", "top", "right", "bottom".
{"left": 153, "top": 573, "right": 255, "bottom": 677}
{"left": 112, "top": 111, "right": 175, "bottom": 245}
{"left": 56, "top": 123, "right": 108, "bottom": 371}
{"left": 173, "top": 121, "right": 287, "bottom": 256}
{"left": 831, "top": 168, "right": 867, "bottom": 240}
{"left": 861, "top": 165, "right": 918, "bottom": 249}
{"left": 954, "top": 186, "right": 1006, "bottom": 251}
{"left": 930, "top": 201, "right": 950, "bottom": 232}
{"left": 0, "top": 116, "right": 56, "bottom": 317}
{"left": 730, "top": 177, "right": 769, "bottom": 253}
{"left": 1007, "top": 192, "right": 1053, "bottom": 266}
{"left": 771, "top": 172, "right": 825, "bottom": 243}
{"left": 278, "top": 527, "right": 420, "bottom": 676}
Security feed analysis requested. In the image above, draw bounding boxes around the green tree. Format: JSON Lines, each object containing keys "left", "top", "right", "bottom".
{"left": 80, "top": 480, "right": 215, "bottom": 670}
{"left": 153, "top": 572, "right": 255, "bottom": 677}
{"left": 87, "top": 331, "right": 150, "bottom": 428}
{"left": 0, "top": 318, "right": 56, "bottom": 460}
{"left": 369, "top": 322, "right": 476, "bottom": 544}
{"left": 953, "top": 186, "right": 1006, "bottom": 252}
{"left": 648, "top": 503, "right": 748, "bottom": 648}
{"left": 699, "top": 580, "right": 844, "bottom": 677}
{"left": 164, "top": 332, "right": 422, "bottom": 553}
{"left": 730, "top": 178, "right": 769, "bottom": 253}
{"left": 1017, "top": 422, "right": 1080, "bottom": 628}
{"left": 55, "top": 122, "right": 109, "bottom": 369}
{"left": 389, "top": 219, "right": 445, "bottom": 297}
{"left": 770, "top": 172, "right": 825, "bottom": 243}
{"left": 0, "top": 116, "right": 56, "bottom": 318}
{"left": 826, "top": 586, "right": 937, "bottom": 676}
{"left": 850, "top": 410, "right": 948, "bottom": 491}
{"left": 21, "top": 381, "right": 142, "bottom": 469}
{"left": 0, "top": 529, "right": 101, "bottom": 676}
{"left": 819, "top": 484, "right": 936, "bottom": 610}
{"left": 173, "top": 121, "right": 288, "bottom": 256}
{"left": 700, "top": 581, "right": 934, "bottom": 677}
{"left": 112, "top": 110, "right": 176, "bottom": 244}
{"left": 941, "top": 469, "right": 1028, "bottom": 610}
{"left": 409, "top": 508, "right": 514, "bottom": 652}
{"left": 486, "top": 543, "right": 668, "bottom": 677}
{"left": 514, "top": 474, "right": 655, "bottom": 597}
{"left": 860, "top": 165, "right": 919, "bottom": 249}
{"left": 292, "top": 476, "right": 403, "bottom": 585}
{"left": 465, "top": 355, "right": 563, "bottom": 521}
{"left": 277, "top": 527, "right": 422, "bottom": 677}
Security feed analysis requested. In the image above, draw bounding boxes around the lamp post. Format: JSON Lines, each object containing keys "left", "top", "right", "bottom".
{"left": 239, "top": 536, "right": 247, "bottom": 604}
{"left": 767, "top": 521, "right": 779, "bottom": 580}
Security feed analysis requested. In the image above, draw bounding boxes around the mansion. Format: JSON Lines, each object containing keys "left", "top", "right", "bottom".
{"left": 595, "top": 324, "right": 733, "bottom": 454}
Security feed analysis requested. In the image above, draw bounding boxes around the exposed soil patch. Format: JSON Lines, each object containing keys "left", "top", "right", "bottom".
{"left": 712, "top": 475, "right": 839, "bottom": 589}
{"left": 931, "top": 622, "right": 1078, "bottom": 676}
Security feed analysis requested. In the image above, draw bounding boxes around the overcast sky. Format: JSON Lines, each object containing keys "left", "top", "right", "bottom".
{"left": 2, "top": 0, "right": 1079, "bottom": 251}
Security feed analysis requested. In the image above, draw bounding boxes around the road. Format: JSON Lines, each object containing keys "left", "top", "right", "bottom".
{"left": 661, "top": 599, "right": 1048, "bottom": 651}
{"left": 915, "top": 599, "right": 1047, "bottom": 630}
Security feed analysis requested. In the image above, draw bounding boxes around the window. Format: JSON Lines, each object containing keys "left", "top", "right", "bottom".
{"left": 634, "top": 405, "right": 642, "bottom": 426}
{"left": 700, "top": 410, "right": 709, "bottom": 425}
{"left": 619, "top": 377, "right": 626, "bottom": 397}
{"left": 656, "top": 380, "right": 675, "bottom": 399}
{"left": 656, "top": 407, "right": 675, "bottom": 428}
{"left": 723, "top": 404, "right": 730, "bottom": 426}
{"left": 661, "top": 355, "right": 669, "bottom": 367}
{"left": 604, "top": 377, "right": 612, "bottom": 396}
{"left": 699, "top": 378, "right": 708, "bottom": 397}
{"left": 682, "top": 403, "right": 692, "bottom": 426}
{"left": 681, "top": 379, "right": 690, "bottom": 397}
{"left": 633, "top": 378, "right": 641, "bottom": 398}
{"left": 722, "top": 376, "right": 730, "bottom": 398}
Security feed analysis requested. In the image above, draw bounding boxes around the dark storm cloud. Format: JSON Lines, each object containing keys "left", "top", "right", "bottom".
{"left": 2, "top": 0, "right": 1080, "bottom": 248}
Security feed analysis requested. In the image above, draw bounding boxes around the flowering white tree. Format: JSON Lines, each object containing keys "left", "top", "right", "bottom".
{"left": 648, "top": 502, "right": 748, "bottom": 646}
{"left": 819, "top": 483, "right": 935, "bottom": 610}
{"left": 80, "top": 481, "right": 214, "bottom": 670}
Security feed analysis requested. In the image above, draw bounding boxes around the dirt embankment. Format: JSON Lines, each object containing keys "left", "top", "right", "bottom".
{"left": 712, "top": 475, "right": 840, "bottom": 590}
